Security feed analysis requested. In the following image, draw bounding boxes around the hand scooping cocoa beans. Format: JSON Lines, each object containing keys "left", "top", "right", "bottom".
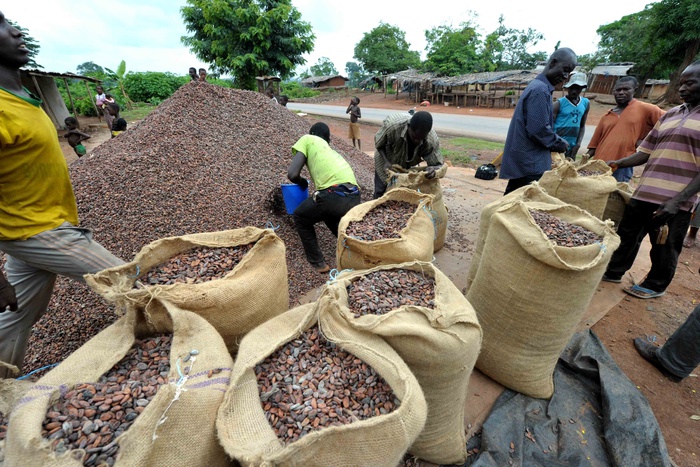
{"left": 347, "top": 269, "right": 436, "bottom": 318}
{"left": 529, "top": 209, "right": 603, "bottom": 247}
{"left": 345, "top": 200, "right": 415, "bottom": 241}
{"left": 41, "top": 335, "right": 172, "bottom": 466}
{"left": 255, "top": 325, "right": 400, "bottom": 445}
{"left": 137, "top": 244, "right": 253, "bottom": 286}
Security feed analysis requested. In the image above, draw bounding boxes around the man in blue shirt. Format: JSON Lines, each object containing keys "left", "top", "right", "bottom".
{"left": 500, "top": 48, "right": 578, "bottom": 195}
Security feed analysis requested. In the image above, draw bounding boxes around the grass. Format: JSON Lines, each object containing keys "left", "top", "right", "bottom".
{"left": 440, "top": 136, "right": 504, "bottom": 168}
{"left": 121, "top": 103, "right": 158, "bottom": 121}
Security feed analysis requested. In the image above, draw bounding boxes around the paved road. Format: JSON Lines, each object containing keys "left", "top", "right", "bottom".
{"left": 288, "top": 102, "right": 596, "bottom": 148}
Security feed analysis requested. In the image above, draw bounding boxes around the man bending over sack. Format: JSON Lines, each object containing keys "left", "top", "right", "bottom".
{"left": 287, "top": 123, "right": 361, "bottom": 273}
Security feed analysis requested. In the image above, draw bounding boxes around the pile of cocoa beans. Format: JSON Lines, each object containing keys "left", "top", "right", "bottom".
{"left": 529, "top": 209, "right": 603, "bottom": 246}
{"left": 255, "top": 325, "right": 400, "bottom": 444}
{"left": 347, "top": 269, "right": 436, "bottom": 318}
{"left": 345, "top": 200, "right": 415, "bottom": 241}
{"left": 40, "top": 335, "right": 171, "bottom": 466}
{"left": 0, "top": 412, "right": 6, "bottom": 440}
{"left": 577, "top": 170, "right": 603, "bottom": 177}
{"left": 138, "top": 244, "right": 253, "bottom": 286}
{"left": 21, "top": 82, "right": 376, "bottom": 374}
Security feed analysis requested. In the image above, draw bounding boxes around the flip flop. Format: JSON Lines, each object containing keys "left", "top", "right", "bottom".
{"left": 624, "top": 284, "right": 665, "bottom": 299}
{"left": 601, "top": 274, "right": 622, "bottom": 283}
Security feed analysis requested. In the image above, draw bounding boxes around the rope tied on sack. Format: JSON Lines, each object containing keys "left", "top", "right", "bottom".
{"left": 127, "top": 265, "right": 141, "bottom": 279}
{"left": 152, "top": 348, "right": 198, "bottom": 442}
{"left": 327, "top": 268, "right": 354, "bottom": 284}
{"left": 265, "top": 221, "right": 280, "bottom": 231}
{"left": 17, "top": 363, "right": 59, "bottom": 380}
{"left": 422, "top": 204, "right": 438, "bottom": 240}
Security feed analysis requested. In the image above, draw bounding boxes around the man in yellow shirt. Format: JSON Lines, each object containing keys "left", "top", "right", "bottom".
{"left": 287, "top": 122, "right": 361, "bottom": 273}
{"left": 0, "top": 12, "right": 123, "bottom": 377}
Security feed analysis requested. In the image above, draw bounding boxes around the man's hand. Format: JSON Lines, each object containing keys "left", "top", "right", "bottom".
{"left": 653, "top": 199, "right": 681, "bottom": 224}
{"left": 0, "top": 281, "right": 18, "bottom": 313}
{"left": 607, "top": 160, "right": 619, "bottom": 171}
{"left": 570, "top": 145, "right": 581, "bottom": 158}
{"left": 296, "top": 178, "right": 309, "bottom": 190}
{"left": 425, "top": 166, "right": 438, "bottom": 179}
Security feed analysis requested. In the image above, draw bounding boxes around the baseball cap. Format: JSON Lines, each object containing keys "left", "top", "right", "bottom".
{"left": 564, "top": 72, "right": 588, "bottom": 88}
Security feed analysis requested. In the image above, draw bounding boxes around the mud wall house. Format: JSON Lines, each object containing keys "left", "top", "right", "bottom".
{"left": 301, "top": 75, "right": 349, "bottom": 90}
{"left": 20, "top": 69, "right": 101, "bottom": 130}
{"left": 641, "top": 79, "right": 670, "bottom": 100}
{"left": 587, "top": 63, "right": 635, "bottom": 95}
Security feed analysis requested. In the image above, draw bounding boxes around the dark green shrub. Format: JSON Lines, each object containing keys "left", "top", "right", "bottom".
{"left": 123, "top": 72, "right": 186, "bottom": 103}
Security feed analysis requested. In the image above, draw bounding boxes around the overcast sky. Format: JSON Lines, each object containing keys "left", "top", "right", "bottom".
{"left": 5, "top": 0, "right": 655, "bottom": 77}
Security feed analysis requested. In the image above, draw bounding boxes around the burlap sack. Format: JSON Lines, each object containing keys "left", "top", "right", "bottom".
{"left": 466, "top": 201, "right": 620, "bottom": 399}
{"left": 216, "top": 300, "right": 428, "bottom": 467}
{"left": 466, "top": 183, "right": 566, "bottom": 292}
{"left": 5, "top": 300, "right": 233, "bottom": 467}
{"left": 387, "top": 165, "right": 449, "bottom": 252}
{"left": 321, "top": 261, "right": 481, "bottom": 465}
{"left": 0, "top": 378, "right": 33, "bottom": 466}
{"left": 86, "top": 227, "right": 289, "bottom": 353}
{"left": 603, "top": 182, "right": 634, "bottom": 227}
{"left": 336, "top": 188, "right": 436, "bottom": 270}
{"left": 538, "top": 159, "right": 617, "bottom": 219}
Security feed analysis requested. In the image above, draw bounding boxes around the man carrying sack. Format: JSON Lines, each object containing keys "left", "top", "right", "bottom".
{"left": 287, "top": 122, "right": 361, "bottom": 273}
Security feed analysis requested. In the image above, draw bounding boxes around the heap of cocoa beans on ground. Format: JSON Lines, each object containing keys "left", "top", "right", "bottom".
{"left": 21, "top": 82, "right": 375, "bottom": 375}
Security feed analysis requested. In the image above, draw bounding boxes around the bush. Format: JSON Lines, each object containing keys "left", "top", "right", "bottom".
{"left": 123, "top": 72, "right": 187, "bottom": 103}
{"left": 73, "top": 98, "right": 99, "bottom": 117}
{"left": 281, "top": 81, "right": 321, "bottom": 99}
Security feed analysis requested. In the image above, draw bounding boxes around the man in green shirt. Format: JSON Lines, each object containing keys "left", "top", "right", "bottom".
{"left": 373, "top": 111, "right": 443, "bottom": 198}
{"left": 287, "top": 123, "right": 361, "bottom": 273}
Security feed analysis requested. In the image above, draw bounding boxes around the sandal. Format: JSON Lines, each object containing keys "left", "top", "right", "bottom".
{"left": 601, "top": 274, "right": 622, "bottom": 283}
{"left": 624, "top": 284, "right": 665, "bottom": 299}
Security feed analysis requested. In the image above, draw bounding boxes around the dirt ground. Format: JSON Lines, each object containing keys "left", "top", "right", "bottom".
{"left": 60, "top": 91, "right": 698, "bottom": 466}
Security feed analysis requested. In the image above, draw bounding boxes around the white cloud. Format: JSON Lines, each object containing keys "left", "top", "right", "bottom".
{"left": 5, "top": 0, "right": 654, "bottom": 77}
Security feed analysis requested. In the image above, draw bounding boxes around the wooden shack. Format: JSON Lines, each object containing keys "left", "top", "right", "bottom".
{"left": 255, "top": 76, "right": 281, "bottom": 95}
{"left": 640, "top": 79, "right": 670, "bottom": 100}
{"left": 587, "top": 63, "right": 635, "bottom": 95}
{"left": 301, "top": 75, "right": 348, "bottom": 90}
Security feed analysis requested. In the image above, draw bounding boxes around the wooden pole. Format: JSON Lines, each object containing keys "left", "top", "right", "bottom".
{"left": 30, "top": 74, "right": 59, "bottom": 126}
{"left": 62, "top": 77, "right": 80, "bottom": 128}
{"left": 85, "top": 80, "right": 101, "bottom": 120}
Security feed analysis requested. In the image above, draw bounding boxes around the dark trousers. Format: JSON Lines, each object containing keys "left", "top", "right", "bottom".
{"left": 658, "top": 303, "right": 700, "bottom": 378}
{"left": 373, "top": 171, "right": 387, "bottom": 199}
{"left": 293, "top": 189, "right": 361, "bottom": 266}
{"left": 605, "top": 199, "right": 692, "bottom": 292}
{"left": 503, "top": 173, "right": 543, "bottom": 195}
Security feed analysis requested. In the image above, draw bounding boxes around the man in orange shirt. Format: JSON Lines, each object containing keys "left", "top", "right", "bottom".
{"left": 586, "top": 76, "right": 664, "bottom": 182}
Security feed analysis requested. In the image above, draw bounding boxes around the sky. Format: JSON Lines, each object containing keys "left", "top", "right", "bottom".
{"left": 5, "top": 0, "right": 656, "bottom": 78}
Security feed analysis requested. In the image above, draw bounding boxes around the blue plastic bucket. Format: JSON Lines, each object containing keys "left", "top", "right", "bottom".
{"left": 280, "top": 183, "right": 309, "bottom": 214}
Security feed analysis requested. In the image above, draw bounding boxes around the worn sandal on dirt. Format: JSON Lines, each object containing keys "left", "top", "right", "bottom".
{"left": 601, "top": 274, "right": 622, "bottom": 283}
{"left": 624, "top": 284, "right": 665, "bottom": 299}
{"left": 313, "top": 263, "right": 330, "bottom": 274}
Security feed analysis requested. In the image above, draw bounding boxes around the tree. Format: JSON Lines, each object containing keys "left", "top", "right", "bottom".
{"left": 76, "top": 62, "right": 105, "bottom": 76}
{"left": 105, "top": 61, "right": 134, "bottom": 110}
{"left": 354, "top": 23, "right": 420, "bottom": 75}
{"left": 345, "top": 61, "right": 364, "bottom": 88}
{"left": 181, "top": 0, "right": 315, "bottom": 90}
{"left": 423, "top": 21, "right": 483, "bottom": 75}
{"left": 481, "top": 16, "right": 547, "bottom": 70}
{"left": 7, "top": 19, "right": 41, "bottom": 69}
{"left": 309, "top": 57, "right": 338, "bottom": 77}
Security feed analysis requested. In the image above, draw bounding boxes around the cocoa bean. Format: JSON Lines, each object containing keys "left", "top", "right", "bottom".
{"left": 347, "top": 269, "right": 436, "bottom": 318}
{"left": 529, "top": 209, "right": 603, "bottom": 247}
{"left": 345, "top": 200, "right": 415, "bottom": 241}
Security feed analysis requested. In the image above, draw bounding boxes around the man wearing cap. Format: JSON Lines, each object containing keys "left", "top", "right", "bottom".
{"left": 553, "top": 72, "right": 590, "bottom": 160}
{"left": 586, "top": 76, "right": 664, "bottom": 182}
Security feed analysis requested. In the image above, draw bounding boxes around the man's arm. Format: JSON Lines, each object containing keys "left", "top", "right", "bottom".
{"left": 0, "top": 272, "right": 18, "bottom": 312}
{"left": 552, "top": 100, "right": 561, "bottom": 122}
{"left": 525, "top": 89, "right": 568, "bottom": 153}
{"left": 571, "top": 105, "right": 590, "bottom": 158}
{"left": 654, "top": 172, "right": 700, "bottom": 222}
{"left": 607, "top": 150, "right": 651, "bottom": 170}
{"left": 287, "top": 151, "right": 309, "bottom": 189}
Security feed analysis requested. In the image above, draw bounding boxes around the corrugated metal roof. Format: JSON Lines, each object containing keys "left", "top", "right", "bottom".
{"left": 645, "top": 79, "right": 670, "bottom": 85}
{"left": 590, "top": 63, "right": 635, "bottom": 76}
{"left": 22, "top": 68, "right": 102, "bottom": 83}
{"left": 301, "top": 75, "right": 349, "bottom": 84}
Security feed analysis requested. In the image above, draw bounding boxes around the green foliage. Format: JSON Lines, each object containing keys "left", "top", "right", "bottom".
{"left": 105, "top": 60, "right": 134, "bottom": 109}
{"left": 345, "top": 61, "right": 364, "bottom": 87}
{"left": 7, "top": 18, "right": 42, "bottom": 69}
{"left": 423, "top": 20, "right": 483, "bottom": 75}
{"left": 596, "top": 9, "right": 657, "bottom": 73}
{"left": 76, "top": 62, "right": 105, "bottom": 76}
{"left": 480, "top": 15, "right": 547, "bottom": 71}
{"left": 181, "top": 0, "right": 315, "bottom": 90}
{"left": 310, "top": 57, "right": 338, "bottom": 77}
{"left": 354, "top": 22, "right": 421, "bottom": 75}
{"left": 281, "top": 80, "right": 320, "bottom": 99}
{"left": 124, "top": 72, "right": 187, "bottom": 103}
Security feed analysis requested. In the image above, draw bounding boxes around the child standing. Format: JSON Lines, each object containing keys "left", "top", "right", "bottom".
{"left": 63, "top": 117, "right": 91, "bottom": 157}
{"left": 107, "top": 103, "right": 127, "bottom": 138}
{"left": 346, "top": 96, "right": 361, "bottom": 150}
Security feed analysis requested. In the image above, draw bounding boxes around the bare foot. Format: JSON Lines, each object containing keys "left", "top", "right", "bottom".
{"left": 683, "top": 236, "right": 696, "bottom": 248}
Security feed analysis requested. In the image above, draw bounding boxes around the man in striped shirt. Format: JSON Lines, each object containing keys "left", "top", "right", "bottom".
{"left": 373, "top": 111, "right": 442, "bottom": 198}
{"left": 602, "top": 60, "right": 700, "bottom": 299}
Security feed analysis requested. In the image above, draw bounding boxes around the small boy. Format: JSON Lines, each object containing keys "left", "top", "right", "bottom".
{"left": 279, "top": 95, "right": 289, "bottom": 107}
{"left": 189, "top": 67, "right": 198, "bottom": 81}
{"left": 63, "top": 117, "right": 91, "bottom": 157}
{"left": 107, "top": 103, "right": 127, "bottom": 138}
{"left": 199, "top": 68, "right": 207, "bottom": 82}
{"left": 346, "top": 96, "right": 361, "bottom": 150}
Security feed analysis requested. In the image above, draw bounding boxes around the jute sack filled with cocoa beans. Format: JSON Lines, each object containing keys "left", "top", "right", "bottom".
{"left": 216, "top": 300, "right": 428, "bottom": 467}
{"left": 466, "top": 183, "right": 565, "bottom": 292}
{"left": 0, "top": 376, "right": 33, "bottom": 466}
{"left": 466, "top": 201, "right": 620, "bottom": 399}
{"left": 538, "top": 159, "right": 617, "bottom": 220}
{"left": 320, "top": 261, "right": 481, "bottom": 465}
{"left": 5, "top": 299, "right": 233, "bottom": 467}
{"left": 386, "top": 165, "right": 449, "bottom": 252}
{"left": 85, "top": 227, "right": 289, "bottom": 353}
{"left": 336, "top": 187, "right": 436, "bottom": 271}
{"left": 603, "top": 182, "right": 634, "bottom": 227}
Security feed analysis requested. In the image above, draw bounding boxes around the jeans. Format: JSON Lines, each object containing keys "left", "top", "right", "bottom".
{"left": 604, "top": 199, "right": 692, "bottom": 292}
{"left": 503, "top": 173, "right": 543, "bottom": 195}
{"left": 612, "top": 167, "right": 634, "bottom": 183}
{"left": 658, "top": 303, "right": 700, "bottom": 378}
{"left": 373, "top": 171, "right": 387, "bottom": 199}
{"left": 293, "top": 188, "right": 361, "bottom": 266}
{"left": 0, "top": 223, "right": 124, "bottom": 377}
